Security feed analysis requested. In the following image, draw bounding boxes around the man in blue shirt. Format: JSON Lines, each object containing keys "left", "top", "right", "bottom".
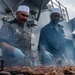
{"left": 38, "top": 8, "right": 65, "bottom": 65}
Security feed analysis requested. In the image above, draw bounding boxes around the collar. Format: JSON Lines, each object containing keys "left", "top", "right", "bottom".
{"left": 49, "top": 22, "right": 63, "bottom": 29}
{"left": 15, "top": 19, "right": 24, "bottom": 28}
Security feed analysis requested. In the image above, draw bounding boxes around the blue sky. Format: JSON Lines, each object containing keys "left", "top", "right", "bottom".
{"left": 49, "top": 0, "right": 75, "bottom": 20}
{"left": 58, "top": 0, "right": 75, "bottom": 20}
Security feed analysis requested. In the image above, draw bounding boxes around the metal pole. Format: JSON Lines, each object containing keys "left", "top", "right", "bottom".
{"left": 36, "top": 0, "right": 44, "bottom": 21}
{"left": 1, "top": 0, "right": 15, "bottom": 19}
{"left": 65, "top": 7, "right": 69, "bottom": 22}
{"left": 50, "top": 0, "right": 54, "bottom": 8}
{"left": 14, "top": 0, "right": 25, "bottom": 11}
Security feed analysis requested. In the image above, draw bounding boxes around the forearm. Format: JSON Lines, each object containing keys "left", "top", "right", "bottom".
{"left": 30, "top": 48, "right": 34, "bottom": 57}
{"left": 0, "top": 42, "right": 15, "bottom": 51}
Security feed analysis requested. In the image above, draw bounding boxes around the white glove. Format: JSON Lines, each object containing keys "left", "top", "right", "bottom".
{"left": 13, "top": 48, "right": 25, "bottom": 59}
{"left": 44, "top": 50, "right": 53, "bottom": 59}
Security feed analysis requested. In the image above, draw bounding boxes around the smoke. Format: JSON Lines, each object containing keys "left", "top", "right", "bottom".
{"left": 38, "top": 45, "right": 54, "bottom": 66}
{"left": 38, "top": 39, "right": 75, "bottom": 66}
{"left": 63, "top": 46, "right": 75, "bottom": 66}
{"left": 62, "top": 54, "right": 74, "bottom": 66}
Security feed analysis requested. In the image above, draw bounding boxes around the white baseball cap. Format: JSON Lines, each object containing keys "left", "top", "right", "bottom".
{"left": 51, "top": 8, "right": 61, "bottom": 14}
{"left": 17, "top": 5, "right": 30, "bottom": 13}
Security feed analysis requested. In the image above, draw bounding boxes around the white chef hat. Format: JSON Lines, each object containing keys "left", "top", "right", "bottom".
{"left": 51, "top": 8, "right": 61, "bottom": 14}
{"left": 17, "top": 5, "right": 30, "bottom": 13}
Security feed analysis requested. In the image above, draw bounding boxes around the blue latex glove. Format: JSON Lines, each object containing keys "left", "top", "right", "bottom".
{"left": 13, "top": 48, "right": 25, "bottom": 59}
{"left": 44, "top": 50, "right": 53, "bottom": 59}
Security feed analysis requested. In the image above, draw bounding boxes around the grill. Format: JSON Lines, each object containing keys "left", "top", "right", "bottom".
{"left": 0, "top": 66, "right": 75, "bottom": 75}
{"left": 0, "top": 60, "right": 75, "bottom": 75}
